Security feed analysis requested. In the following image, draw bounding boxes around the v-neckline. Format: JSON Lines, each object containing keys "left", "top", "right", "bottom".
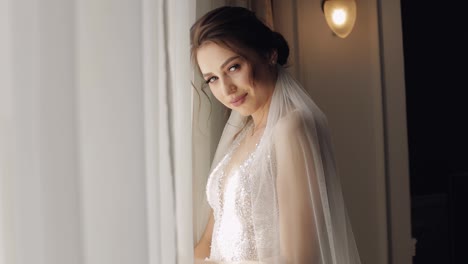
{"left": 217, "top": 123, "right": 264, "bottom": 211}
{"left": 224, "top": 123, "right": 263, "bottom": 176}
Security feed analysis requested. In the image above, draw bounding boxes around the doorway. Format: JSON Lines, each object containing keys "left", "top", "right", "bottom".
{"left": 400, "top": 1, "right": 468, "bottom": 263}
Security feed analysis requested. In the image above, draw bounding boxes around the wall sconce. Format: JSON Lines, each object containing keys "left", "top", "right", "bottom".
{"left": 321, "top": 0, "right": 357, "bottom": 38}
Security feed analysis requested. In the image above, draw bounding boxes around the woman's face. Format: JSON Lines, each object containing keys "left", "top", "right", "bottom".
{"left": 196, "top": 42, "right": 276, "bottom": 117}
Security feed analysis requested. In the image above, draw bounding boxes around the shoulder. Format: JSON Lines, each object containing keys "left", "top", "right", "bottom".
{"left": 273, "top": 110, "right": 309, "bottom": 138}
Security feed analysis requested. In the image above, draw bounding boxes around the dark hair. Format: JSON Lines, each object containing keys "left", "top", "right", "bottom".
{"left": 190, "top": 6, "right": 289, "bottom": 72}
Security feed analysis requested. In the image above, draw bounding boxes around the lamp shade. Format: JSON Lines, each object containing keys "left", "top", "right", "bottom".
{"left": 323, "top": 0, "right": 357, "bottom": 38}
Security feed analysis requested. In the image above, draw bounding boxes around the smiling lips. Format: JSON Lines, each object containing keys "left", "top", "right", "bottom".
{"left": 230, "top": 93, "right": 248, "bottom": 107}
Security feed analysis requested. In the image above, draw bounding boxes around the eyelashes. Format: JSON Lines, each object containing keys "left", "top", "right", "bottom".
{"left": 205, "top": 76, "right": 217, "bottom": 84}
{"left": 205, "top": 64, "right": 241, "bottom": 84}
{"left": 228, "top": 64, "right": 240, "bottom": 72}
{"left": 205, "top": 77, "right": 217, "bottom": 84}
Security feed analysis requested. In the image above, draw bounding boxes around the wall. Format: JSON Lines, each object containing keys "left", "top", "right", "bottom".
{"left": 273, "top": 0, "right": 407, "bottom": 263}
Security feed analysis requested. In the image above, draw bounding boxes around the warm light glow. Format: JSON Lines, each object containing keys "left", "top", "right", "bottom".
{"left": 331, "top": 9, "right": 347, "bottom": 26}
{"left": 323, "top": 0, "right": 357, "bottom": 38}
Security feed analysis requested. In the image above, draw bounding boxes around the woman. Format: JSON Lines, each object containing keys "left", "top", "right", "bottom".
{"left": 191, "top": 6, "right": 362, "bottom": 264}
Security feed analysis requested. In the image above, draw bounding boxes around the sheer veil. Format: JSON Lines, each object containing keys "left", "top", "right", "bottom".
{"left": 195, "top": 66, "right": 362, "bottom": 264}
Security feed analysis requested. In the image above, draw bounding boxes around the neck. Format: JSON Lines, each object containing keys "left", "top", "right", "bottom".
{"left": 251, "top": 66, "right": 278, "bottom": 132}
{"left": 251, "top": 95, "right": 272, "bottom": 132}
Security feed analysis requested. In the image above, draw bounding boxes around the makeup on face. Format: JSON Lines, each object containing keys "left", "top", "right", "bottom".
{"left": 197, "top": 42, "right": 275, "bottom": 118}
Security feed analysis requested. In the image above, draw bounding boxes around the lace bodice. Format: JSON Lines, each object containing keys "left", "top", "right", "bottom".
{"left": 206, "top": 124, "right": 277, "bottom": 262}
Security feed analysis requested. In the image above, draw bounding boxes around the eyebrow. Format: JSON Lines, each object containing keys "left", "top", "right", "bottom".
{"left": 202, "top": 55, "right": 241, "bottom": 77}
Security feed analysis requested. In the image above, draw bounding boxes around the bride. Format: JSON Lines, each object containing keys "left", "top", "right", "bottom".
{"left": 191, "top": 6, "right": 362, "bottom": 264}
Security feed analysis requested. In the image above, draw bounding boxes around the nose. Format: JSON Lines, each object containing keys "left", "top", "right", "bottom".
{"left": 221, "top": 77, "right": 237, "bottom": 96}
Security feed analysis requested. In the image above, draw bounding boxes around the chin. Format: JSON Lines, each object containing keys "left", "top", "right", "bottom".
{"left": 233, "top": 108, "right": 253, "bottom": 117}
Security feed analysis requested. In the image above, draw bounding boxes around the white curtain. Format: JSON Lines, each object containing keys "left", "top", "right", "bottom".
{"left": 0, "top": 0, "right": 194, "bottom": 263}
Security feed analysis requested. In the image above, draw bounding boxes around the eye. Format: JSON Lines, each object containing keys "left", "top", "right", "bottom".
{"left": 228, "top": 64, "right": 240, "bottom": 72}
{"left": 205, "top": 76, "right": 218, "bottom": 84}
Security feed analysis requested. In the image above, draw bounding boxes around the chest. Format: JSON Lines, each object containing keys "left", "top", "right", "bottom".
{"left": 207, "top": 141, "right": 258, "bottom": 219}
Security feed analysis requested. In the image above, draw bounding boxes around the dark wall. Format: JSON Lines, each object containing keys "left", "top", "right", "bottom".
{"left": 400, "top": 1, "right": 467, "bottom": 263}
{"left": 401, "top": 1, "right": 467, "bottom": 196}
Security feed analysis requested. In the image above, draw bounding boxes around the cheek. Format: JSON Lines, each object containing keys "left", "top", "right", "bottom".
{"left": 210, "top": 88, "right": 229, "bottom": 105}
{"left": 243, "top": 69, "right": 255, "bottom": 88}
{"left": 239, "top": 70, "right": 252, "bottom": 84}
{"left": 209, "top": 87, "right": 220, "bottom": 99}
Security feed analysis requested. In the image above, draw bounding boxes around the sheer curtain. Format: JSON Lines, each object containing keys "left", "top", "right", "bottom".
{"left": 0, "top": 0, "right": 194, "bottom": 264}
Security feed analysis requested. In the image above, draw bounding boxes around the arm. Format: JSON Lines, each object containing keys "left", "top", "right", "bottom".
{"left": 274, "top": 113, "right": 323, "bottom": 264}
{"left": 194, "top": 210, "right": 215, "bottom": 260}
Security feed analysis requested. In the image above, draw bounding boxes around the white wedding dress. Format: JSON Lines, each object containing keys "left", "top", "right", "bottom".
{"left": 206, "top": 122, "right": 277, "bottom": 262}
{"left": 197, "top": 66, "right": 362, "bottom": 264}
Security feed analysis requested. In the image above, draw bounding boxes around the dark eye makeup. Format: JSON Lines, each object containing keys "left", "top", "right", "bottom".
{"left": 205, "top": 63, "right": 241, "bottom": 84}
{"left": 205, "top": 76, "right": 218, "bottom": 84}
{"left": 228, "top": 64, "right": 240, "bottom": 72}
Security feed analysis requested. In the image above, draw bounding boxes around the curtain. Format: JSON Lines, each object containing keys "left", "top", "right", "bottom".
{"left": 251, "top": 0, "right": 274, "bottom": 29}
{"left": 0, "top": 0, "right": 194, "bottom": 264}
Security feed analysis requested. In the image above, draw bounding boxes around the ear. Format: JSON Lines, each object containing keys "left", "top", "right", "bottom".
{"left": 269, "top": 49, "right": 278, "bottom": 65}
